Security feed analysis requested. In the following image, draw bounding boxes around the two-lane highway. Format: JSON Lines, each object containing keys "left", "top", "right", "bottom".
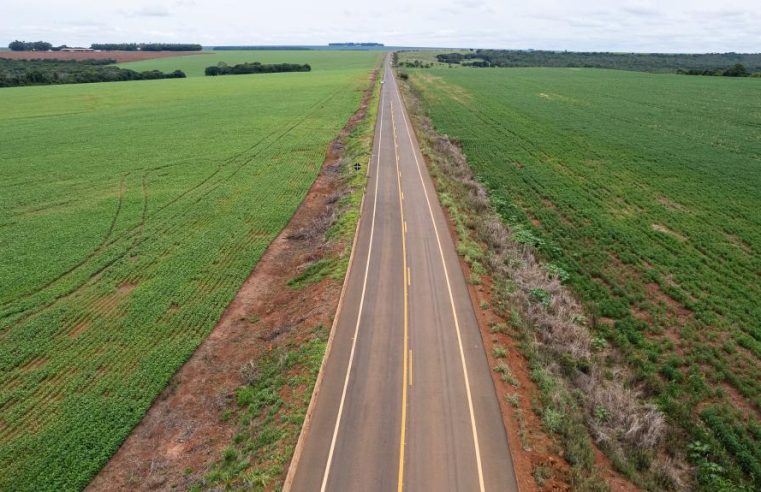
{"left": 286, "top": 55, "right": 517, "bottom": 492}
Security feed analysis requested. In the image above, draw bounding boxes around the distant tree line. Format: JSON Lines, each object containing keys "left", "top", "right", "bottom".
{"left": 90, "top": 43, "right": 202, "bottom": 51}
{"left": 0, "top": 58, "right": 185, "bottom": 88}
{"left": 432, "top": 50, "right": 761, "bottom": 74}
{"left": 9, "top": 40, "right": 54, "bottom": 51}
{"left": 213, "top": 46, "right": 311, "bottom": 51}
{"left": 677, "top": 63, "right": 759, "bottom": 77}
{"left": 204, "top": 62, "right": 311, "bottom": 76}
{"left": 8, "top": 40, "right": 203, "bottom": 52}
{"left": 329, "top": 42, "right": 384, "bottom": 47}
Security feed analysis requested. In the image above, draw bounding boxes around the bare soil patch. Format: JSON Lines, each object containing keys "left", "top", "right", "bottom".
{"left": 68, "top": 320, "right": 90, "bottom": 338}
{"left": 0, "top": 51, "right": 207, "bottom": 63}
{"left": 87, "top": 70, "right": 377, "bottom": 491}
{"left": 20, "top": 356, "right": 48, "bottom": 371}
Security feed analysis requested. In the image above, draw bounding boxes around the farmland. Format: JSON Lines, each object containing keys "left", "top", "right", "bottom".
{"left": 0, "top": 50, "right": 380, "bottom": 490}
{"left": 404, "top": 64, "right": 761, "bottom": 488}
{"left": 119, "top": 50, "right": 378, "bottom": 77}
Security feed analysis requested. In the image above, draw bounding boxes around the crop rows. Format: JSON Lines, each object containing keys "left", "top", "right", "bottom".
{"left": 409, "top": 66, "right": 761, "bottom": 488}
{"left": 0, "top": 51, "right": 380, "bottom": 490}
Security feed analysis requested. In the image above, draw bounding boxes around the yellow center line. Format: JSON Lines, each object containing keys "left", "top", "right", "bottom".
{"left": 319, "top": 62, "right": 387, "bottom": 492}
{"left": 393, "top": 71, "right": 487, "bottom": 492}
{"left": 391, "top": 94, "right": 410, "bottom": 492}
{"left": 409, "top": 350, "right": 413, "bottom": 386}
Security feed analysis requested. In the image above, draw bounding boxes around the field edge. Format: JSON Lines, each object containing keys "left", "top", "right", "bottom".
{"left": 86, "top": 59, "right": 382, "bottom": 491}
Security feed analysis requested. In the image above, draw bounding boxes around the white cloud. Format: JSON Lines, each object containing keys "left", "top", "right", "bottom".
{"left": 1, "top": 0, "right": 760, "bottom": 52}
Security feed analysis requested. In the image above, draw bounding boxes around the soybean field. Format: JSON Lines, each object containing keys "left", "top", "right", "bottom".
{"left": 0, "top": 50, "right": 380, "bottom": 490}
{"left": 118, "top": 49, "right": 379, "bottom": 77}
{"left": 406, "top": 65, "right": 761, "bottom": 488}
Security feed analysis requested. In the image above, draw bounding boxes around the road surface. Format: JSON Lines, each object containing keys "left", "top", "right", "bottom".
{"left": 287, "top": 55, "right": 517, "bottom": 492}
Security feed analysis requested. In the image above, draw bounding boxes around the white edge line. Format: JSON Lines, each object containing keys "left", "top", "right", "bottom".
{"left": 282, "top": 66, "right": 384, "bottom": 492}
{"left": 392, "top": 75, "right": 487, "bottom": 492}
{"left": 318, "top": 65, "right": 386, "bottom": 492}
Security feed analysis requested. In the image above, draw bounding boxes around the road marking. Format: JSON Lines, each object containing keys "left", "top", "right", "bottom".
{"left": 404, "top": 221, "right": 408, "bottom": 234}
{"left": 407, "top": 267, "right": 411, "bottom": 286}
{"left": 409, "top": 350, "right": 413, "bottom": 386}
{"left": 319, "top": 71, "right": 386, "bottom": 492}
{"left": 391, "top": 96, "right": 410, "bottom": 492}
{"left": 393, "top": 78, "right": 487, "bottom": 492}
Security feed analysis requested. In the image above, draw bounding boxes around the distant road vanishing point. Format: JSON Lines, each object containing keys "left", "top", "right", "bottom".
{"left": 286, "top": 54, "right": 518, "bottom": 492}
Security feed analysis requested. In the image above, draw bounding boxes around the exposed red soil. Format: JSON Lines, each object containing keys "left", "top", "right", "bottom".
{"left": 644, "top": 282, "right": 692, "bottom": 323}
{"left": 463, "top": 266, "right": 570, "bottom": 491}
{"left": 68, "top": 320, "right": 90, "bottom": 338}
{"left": 0, "top": 51, "right": 207, "bottom": 63}
{"left": 87, "top": 70, "right": 378, "bottom": 491}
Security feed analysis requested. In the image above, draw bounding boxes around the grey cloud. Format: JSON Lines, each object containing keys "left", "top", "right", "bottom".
{"left": 132, "top": 6, "right": 172, "bottom": 17}
{"left": 622, "top": 6, "right": 660, "bottom": 17}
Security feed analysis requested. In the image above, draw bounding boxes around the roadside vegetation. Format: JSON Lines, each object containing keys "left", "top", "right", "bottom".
{"left": 199, "top": 331, "right": 328, "bottom": 490}
{"left": 398, "top": 54, "right": 761, "bottom": 489}
{"left": 0, "top": 50, "right": 379, "bottom": 490}
{"left": 0, "top": 58, "right": 185, "bottom": 87}
{"left": 90, "top": 43, "right": 203, "bottom": 51}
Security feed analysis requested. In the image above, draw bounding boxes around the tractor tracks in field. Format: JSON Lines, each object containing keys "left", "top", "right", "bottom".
{"left": 0, "top": 77, "right": 370, "bottom": 442}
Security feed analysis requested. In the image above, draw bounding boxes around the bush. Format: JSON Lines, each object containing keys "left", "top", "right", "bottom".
{"left": 722, "top": 63, "right": 750, "bottom": 77}
{"left": 542, "top": 408, "right": 564, "bottom": 433}
{"left": 204, "top": 61, "right": 311, "bottom": 77}
{"left": 0, "top": 58, "right": 186, "bottom": 88}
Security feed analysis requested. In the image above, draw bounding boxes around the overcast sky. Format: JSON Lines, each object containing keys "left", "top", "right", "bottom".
{"left": 3, "top": 0, "right": 760, "bottom": 53}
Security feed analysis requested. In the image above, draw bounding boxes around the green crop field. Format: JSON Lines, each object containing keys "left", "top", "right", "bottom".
{"left": 405, "top": 65, "right": 761, "bottom": 488}
{"left": 0, "top": 50, "right": 380, "bottom": 490}
{"left": 119, "top": 49, "right": 381, "bottom": 77}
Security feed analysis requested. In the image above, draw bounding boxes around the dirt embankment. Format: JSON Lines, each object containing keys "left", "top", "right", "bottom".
{"left": 87, "top": 70, "right": 378, "bottom": 491}
{"left": 0, "top": 51, "right": 207, "bottom": 63}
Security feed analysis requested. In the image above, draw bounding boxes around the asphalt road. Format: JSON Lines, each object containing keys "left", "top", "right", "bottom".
{"left": 287, "top": 55, "right": 517, "bottom": 492}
